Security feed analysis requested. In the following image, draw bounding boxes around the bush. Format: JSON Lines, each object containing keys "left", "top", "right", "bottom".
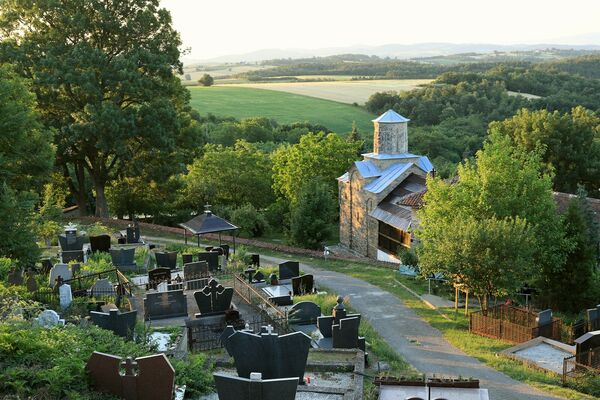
{"left": 198, "top": 73, "right": 214, "bottom": 86}
{"left": 172, "top": 354, "right": 214, "bottom": 396}
{"left": 231, "top": 203, "right": 269, "bottom": 237}
{"left": 0, "top": 257, "right": 13, "bottom": 281}
{"left": 399, "top": 247, "right": 419, "bottom": 267}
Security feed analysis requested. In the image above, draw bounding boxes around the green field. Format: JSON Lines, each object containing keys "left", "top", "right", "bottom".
{"left": 188, "top": 86, "right": 376, "bottom": 134}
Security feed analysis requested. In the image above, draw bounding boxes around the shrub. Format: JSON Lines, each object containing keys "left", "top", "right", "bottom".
{"left": 231, "top": 203, "right": 269, "bottom": 237}
{"left": 172, "top": 354, "right": 214, "bottom": 396}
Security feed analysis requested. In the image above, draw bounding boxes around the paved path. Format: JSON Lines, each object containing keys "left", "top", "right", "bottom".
{"left": 145, "top": 235, "right": 562, "bottom": 399}
{"left": 261, "top": 254, "right": 563, "bottom": 400}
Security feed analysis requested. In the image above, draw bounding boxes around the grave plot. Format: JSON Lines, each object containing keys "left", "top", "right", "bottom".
{"left": 469, "top": 305, "right": 562, "bottom": 343}
{"left": 501, "top": 336, "right": 575, "bottom": 375}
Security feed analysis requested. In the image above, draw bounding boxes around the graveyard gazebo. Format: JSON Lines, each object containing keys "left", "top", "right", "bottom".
{"left": 179, "top": 209, "right": 239, "bottom": 252}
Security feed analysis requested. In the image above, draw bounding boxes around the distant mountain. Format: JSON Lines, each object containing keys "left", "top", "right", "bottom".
{"left": 186, "top": 40, "right": 600, "bottom": 64}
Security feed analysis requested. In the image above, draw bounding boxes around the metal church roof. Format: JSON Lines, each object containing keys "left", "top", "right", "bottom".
{"left": 179, "top": 211, "right": 239, "bottom": 235}
{"left": 372, "top": 109, "right": 410, "bottom": 123}
{"left": 354, "top": 161, "right": 381, "bottom": 178}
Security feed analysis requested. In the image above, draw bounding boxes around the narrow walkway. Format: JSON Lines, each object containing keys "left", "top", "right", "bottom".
{"left": 144, "top": 235, "right": 562, "bottom": 399}
{"left": 260, "top": 254, "right": 562, "bottom": 400}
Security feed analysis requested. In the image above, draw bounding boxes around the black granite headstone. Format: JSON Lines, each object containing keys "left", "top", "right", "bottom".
{"left": 197, "top": 252, "right": 219, "bottom": 271}
{"left": 250, "top": 254, "right": 260, "bottom": 268}
{"left": 110, "top": 248, "right": 136, "bottom": 270}
{"left": 155, "top": 252, "right": 178, "bottom": 270}
{"left": 223, "top": 329, "right": 311, "bottom": 382}
{"left": 278, "top": 261, "right": 299, "bottom": 280}
{"left": 213, "top": 373, "right": 298, "bottom": 400}
{"left": 288, "top": 301, "right": 321, "bottom": 325}
{"left": 89, "top": 235, "right": 111, "bottom": 253}
{"left": 90, "top": 309, "right": 137, "bottom": 338}
{"left": 59, "top": 234, "right": 85, "bottom": 251}
{"left": 332, "top": 316, "right": 365, "bottom": 351}
{"left": 143, "top": 290, "right": 187, "bottom": 320}
{"left": 147, "top": 267, "right": 172, "bottom": 290}
{"left": 291, "top": 274, "right": 314, "bottom": 296}
{"left": 194, "top": 279, "right": 233, "bottom": 317}
{"left": 182, "top": 254, "right": 193, "bottom": 265}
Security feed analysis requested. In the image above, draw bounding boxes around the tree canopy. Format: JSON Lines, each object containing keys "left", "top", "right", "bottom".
{"left": 272, "top": 132, "right": 360, "bottom": 205}
{"left": 417, "top": 134, "right": 565, "bottom": 310}
{"left": 489, "top": 107, "right": 600, "bottom": 194}
{"left": 0, "top": 0, "right": 190, "bottom": 217}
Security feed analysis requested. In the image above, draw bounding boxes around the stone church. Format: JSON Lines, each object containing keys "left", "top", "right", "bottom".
{"left": 338, "top": 110, "right": 434, "bottom": 262}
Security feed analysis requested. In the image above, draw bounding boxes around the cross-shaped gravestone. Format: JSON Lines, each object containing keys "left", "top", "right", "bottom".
{"left": 194, "top": 278, "right": 233, "bottom": 316}
{"left": 265, "top": 325, "right": 274, "bottom": 334}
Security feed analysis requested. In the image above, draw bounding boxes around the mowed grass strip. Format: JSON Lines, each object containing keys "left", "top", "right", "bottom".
{"left": 188, "top": 86, "right": 375, "bottom": 134}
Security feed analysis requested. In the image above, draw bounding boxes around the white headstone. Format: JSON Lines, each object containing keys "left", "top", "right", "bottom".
{"left": 59, "top": 283, "right": 72, "bottom": 309}
{"left": 49, "top": 263, "right": 72, "bottom": 286}
{"left": 35, "top": 310, "right": 65, "bottom": 327}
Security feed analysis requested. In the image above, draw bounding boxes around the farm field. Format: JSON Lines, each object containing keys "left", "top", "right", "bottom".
{"left": 220, "top": 79, "right": 432, "bottom": 104}
{"left": 188, "top": 86, "right": 376, "bottom": 134}
{"left": 179, "top": 62, "right": 274, "bottom": 83}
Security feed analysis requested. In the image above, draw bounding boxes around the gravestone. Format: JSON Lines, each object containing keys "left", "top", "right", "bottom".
{"left": 35, "top": 309, "right": 65, "bottom": 327}
{"left": 90, "top": 309, "right": 138, "bottom": 338}
{"left": 59, "top": 232, "right": 85, "bottom": 251}
{"left": 291, "top": 274, "right": 314, "bottom": 296}
{"left": 125, "top": 221, "right": 141, "bottom": 244}
{"left": 157, "top": 281, "right": 168, "bottom": 292}
{"left": 110, "top": 248, "right": 136, "bottom": 271}
{"left": 90, "top": 234, "right": 111, "bottom": 253}
{"left": 183, "top": 261, "right": 208, "bottom": 280}
{"left": 86, "top": 352, "right": 175, "bottom": 400}
{"left": 25, "top": 270, "right": 38, "bottom": 292}
{"left": 144, "top": 290, "right": 187, "bottom": 320}
{"left": 182, "top": 254, "right": 193, "bottom": 265}
{"left": 90, "top": 278, "right": 115, "bottom": 296}
{"left": 147, "top": 267, "right": 172, "bottom": 290}
{"left": 184, "top": 261, "right": 209, "bottom": 290}
{"left": 332, "top": 316, "right": 365, "bottom": 351}
{"left": 194, "top": 279, "right": 233, "bottom": 317}
{"left": 59, "top": 283, "right": 73, "bottom": 309}
{"left": 221, "top": 244, "right": 230, "bottom": 259}
{"left": 587, "top": 305, "right": 600, "bottom": 331}
{"left": 155, "top": 251, "right": 177, "bottom": 270}
{"left": 61, "top": 250, "right": 84, "bottom": 263}
{"left": 7, "top": 268, "right": 23, "bottom": 286}
{"left": 253, "top": 271, "right": 265, "bottom": 282}
{"left": 214, "top": 372, "right": 298, "bottom": 400}
{"left": 288, "top": 301, "right": 321, "bottom": 325}
{"left": 538, "top": 309, "right": 553, "bottom": 326}
{"left": 222, "top": 327, "right": 311, "bottom": 382}
{"left": 250, "top": 254, "right": 260, "bottom": 267}
{"left": 278, "top": 261, "right": 299, "bottom": 280}
{"left": 574, "top": 331, "right": 600, "bottom": 365}
{"left": 317, "top": 296, "right": 361, "bottom": 338}
{"left": 40, "top": 258, "right": 53, "bottom": 274}
{"left": 197, "top": 252, "right": 219, "bottom": 271}
{"left": 49, "top": 263, "right": 72, "bottom": 286}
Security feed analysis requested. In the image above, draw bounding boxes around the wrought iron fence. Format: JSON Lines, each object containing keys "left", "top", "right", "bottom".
{"left": 187, "top": 314, "right": 290, "bottom": 352}
{"left": 232, "top": 274, "right": 287, "bottom": 318}
{"left": 563, "top": 347, "right": 600, "bottom": 384}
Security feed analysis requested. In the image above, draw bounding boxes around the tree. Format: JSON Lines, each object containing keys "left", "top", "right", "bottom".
{"left": 489, "top": 107, "right": 600, "bottom": 195}
{"left": 182, "top": 141, "right": 274, "bottom": 212}
{"left": 288, "top": 180, "right": 336, "bottom": 249}
{"left": 272, "top": 132, "right": 360, "bottom": 205}
{"left": 198, "top": 74, "right": 214, "bottom": 87}
{"left": 417, "top": 134, "right": 565, "bottom": 312}
{"left": 0, "top": 0, "right": 189, "bottom": 217}
{"left": 543, "top": 193, "right": 599, "bottom": 312}
{"left": 0, "top": 184, "right": 40, "bottom": 266}
{"left": 0, "top": 65, "right": 54, "bottom": 193}
{"left": 347, "top": 121, "right": 360, "bottom": 142}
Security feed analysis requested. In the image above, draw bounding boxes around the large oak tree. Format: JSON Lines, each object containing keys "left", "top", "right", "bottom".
{"left": 0, "top": 0, "right": 189, "bottom": 216}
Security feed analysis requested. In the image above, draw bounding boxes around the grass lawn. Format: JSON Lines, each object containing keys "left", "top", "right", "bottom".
{"left": 188, "top": 86, "right": 375, "bottom": 134}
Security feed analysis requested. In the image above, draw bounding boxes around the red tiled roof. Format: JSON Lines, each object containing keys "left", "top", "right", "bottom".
{"left": 398, "top": 190, "right": 426, "bottom": 208}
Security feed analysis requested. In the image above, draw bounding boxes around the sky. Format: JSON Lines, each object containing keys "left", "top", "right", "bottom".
{"left": 160, "top": 0, "right": 600, "bottom": 60}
